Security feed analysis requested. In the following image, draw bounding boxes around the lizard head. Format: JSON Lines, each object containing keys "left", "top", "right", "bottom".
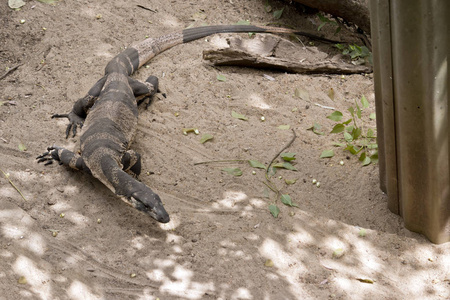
{"left": 127, "top": 189, "right": 170, "bottom": 223}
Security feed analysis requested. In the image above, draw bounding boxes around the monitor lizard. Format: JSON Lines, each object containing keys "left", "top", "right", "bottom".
{"left": 37, "top": 25, "right": 307, "bottom": 223}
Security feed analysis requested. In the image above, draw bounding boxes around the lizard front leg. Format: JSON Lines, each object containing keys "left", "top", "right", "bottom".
{"left": 53, "top": 76, "right": 108, "bottom": 138}
{"left": 36, "top": 146, "right": 91, "bottom": 174}
{"left": 121, "top": 149, "right": 142, "bottom": 177}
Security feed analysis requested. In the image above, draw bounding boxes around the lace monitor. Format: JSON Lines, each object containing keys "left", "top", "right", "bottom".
{"left": 37, "top": 25, "right": 305, "bottom": 223}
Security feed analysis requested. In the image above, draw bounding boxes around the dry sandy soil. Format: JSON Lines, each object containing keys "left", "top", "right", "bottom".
{"left": 1, "top": 0, "right": 449, "bottom": 299}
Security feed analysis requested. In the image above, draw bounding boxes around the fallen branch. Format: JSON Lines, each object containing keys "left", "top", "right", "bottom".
{"left": 203, "top": 35, "right": 371, "bottom": 74}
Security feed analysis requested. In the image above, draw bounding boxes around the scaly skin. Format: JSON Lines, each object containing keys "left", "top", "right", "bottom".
{"left": 37, "top": 25, "right": 304, "bottom": 223}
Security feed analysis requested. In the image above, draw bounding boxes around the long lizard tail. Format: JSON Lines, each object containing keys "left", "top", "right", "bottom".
{"left": 132, "top": 25, "right": 301, "bottom": 70}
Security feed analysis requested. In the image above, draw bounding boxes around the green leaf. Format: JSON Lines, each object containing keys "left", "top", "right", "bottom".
{"left": 320, "top": 150, "right": 334, "bottom": 158}
{"left": 359, "top": 152, "right": 366, "bottom": 162}
{"left": 307, "top": 122, "right": 324, "bottom": 135}
{"left": 231, "top": 111, "right": 248, "bottom": 121}
{"left": 361, "top": 95, "right": 369, "bottom": 108}
{"left": 360, "top": 46, "right": 370, "bottom": 57}
{"left": 280, "top": 152, "right": 296, "bottom": 161}
{"left": 272, "top": 162, "right": 297, "bottom": 171}
{"left": 18, "top": 142, "right": 27, "bottom": 151}
{"left": 317, "top": 13, "right": 328, "bottom": 23}
{"left": 182, "top": 128, "right": 199, "bottom": 135}
{"left": 369, "top": 113, "right": 376, "bottom": 120}
{"left": 342, "top": 118, "right": 353, "bottom": 125}
{"left": 358, "top": 228, "right": 367, "bottom": 237}
{"left": 362, "top": 156, "right": 371, "bottom": 166}
{"left": 281, "top": 194, "right": 297, "bottom": 207}
{"left": 268, "top": 166, "right": 277, "bottom": 176}
{"left": 37, "top": 0, "right": 58, "bottom": 4}
{"left": 351, "top": 127, "right": 362, "bottom": 140}
{"left": 200, "top": 134, "right": 213, "bottom": 144}
{"left": 327, "top": 88, "right": 335, "bottom": 101}
{"left": 222, "top": 168, "right": 243, "bottom": 176}
{"left": 330, "top": 124, "right": 345, "bottom": 134}
{"left": 350, "top": 50, "right": 359, "bottom": 59}
{"left": 317, "top": 23, "right": 326, "bottom": 31}
{"left": 344, "top": 132, "right": 353, "bottom": 142}
{"left": 333, "top": 142, "right": 345, "bottom": 147}
{"left": 345, "top": 144, "right": 363, "bottom": 155}
{"left": 348, "top": 106, "right": 355, "bottom": 119}
{"left": 370, "top": 151, "right": 379, "bottom": 163}
{"left": 345, "top": 144, "right": 357, "bottom": 155}
{"left": 8, "top": 0, "right": 26, "bottom": 9}
{"left": 217, "top": 74, "right": 227, "bottom": 82}
{"left": 282, "top": 162, "right": 297, "bottom": 171}
{"left": 248, "top": 160, "right": 266, "bottom": 169}
{"left": 278, "top": 124, "right": 290, "bottom": 130}
{"left": 269, "top": 204, "right": 280, "bottom": 218}
{"left": 285, "top": 178, "right": 297, "bottom": 185}
{"left": 327, "top": 111, "right": 343, "bottom": 122}
{"left": 333, "top": 248, "right": 345, "bottom": 258}
{"left": 273, "top": 7, "right": 285, "bottom": 19}
{"left": 355, "top": 101, "right": 362, "bottom": 119}
{"left": 294, "top": 88, "right": 309, "bottom": 101}
{"left": 262, "top": 187, "right": 270, "bottom": 198}
{"left": 17, "top": 276, "right": 27, "bottom": 284}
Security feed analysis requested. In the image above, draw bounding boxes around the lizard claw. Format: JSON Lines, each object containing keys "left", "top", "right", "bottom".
{"left": 36, "top": 146, "right": 62, "bottom": 165}
{"left": 52, "top": 112, "right": 84, "bottom": 138}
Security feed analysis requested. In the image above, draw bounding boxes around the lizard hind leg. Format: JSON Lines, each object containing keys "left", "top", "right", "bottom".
{"left": 53, "top": 76, "right": 108, "bottom": 138}
{"left": 129, "top": 76, "right": 159, "bottom": 108}
{"left": 121, "top": 149, "right": 142, "bottom": 177}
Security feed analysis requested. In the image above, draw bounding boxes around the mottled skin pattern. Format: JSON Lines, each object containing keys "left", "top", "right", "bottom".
{"left": 37, "top": 25, "right": 300, "bottom": 223}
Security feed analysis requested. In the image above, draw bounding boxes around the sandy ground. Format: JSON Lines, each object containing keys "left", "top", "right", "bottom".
{"left": 1, "top": 0, "right": 449, "bottom": 299}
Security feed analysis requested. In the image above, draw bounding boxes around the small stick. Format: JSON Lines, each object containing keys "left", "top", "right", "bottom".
{"left": 136, "top": 5, "right": 157, "bottom": 13}
{"left": 0, "top": 167, "right": 27, "bottom": 201}
{"left": 266, "top": 129, "right": 297, "bottom": 177}
{"left": 194, "top": 159, "right": 248, "bottom": 166}
{"left": 314, "top": 103, "right": 336, "bottom": 110}
{"left": 0, "top": 64, "right": 23, "bottom": 81}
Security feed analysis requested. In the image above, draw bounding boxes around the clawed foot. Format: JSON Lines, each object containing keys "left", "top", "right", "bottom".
{"left": 52, "top": 112, "right": 85, "bottom": 138}
{"left": 36, "top": 146, "right": 62, "bottom": 165}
